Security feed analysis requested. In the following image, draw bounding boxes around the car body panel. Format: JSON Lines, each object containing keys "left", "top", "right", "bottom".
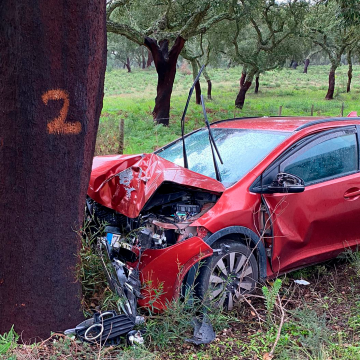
{"left": 88, "top": 153, "right": 225, "bottom": 218}
{"left": 264, "top": 172, "right": 360, "bottom": 273}
{"left": 136, "top": 236, "right": 213, "bottom": 310}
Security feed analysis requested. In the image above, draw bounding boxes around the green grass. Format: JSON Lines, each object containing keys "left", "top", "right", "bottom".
{"left": 96, "top": 64, "right": 360, "bottom": 155}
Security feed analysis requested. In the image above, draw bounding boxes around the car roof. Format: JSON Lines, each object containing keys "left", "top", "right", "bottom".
{"left": 210, "top": 116, "right": 360, "bottom": 132}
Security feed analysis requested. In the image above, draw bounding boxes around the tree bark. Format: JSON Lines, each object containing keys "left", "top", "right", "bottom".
{"left": 146, "top": 49, "right": 153, "bottom": 67}
{"left": 141, "top": 47, "right": 146, "bottom": 69}
{"left": 303, "top": 58, "right": 310, "bottom": 74}
{"left": 347, "top": 51, "right": 352, "bottom": 93}
{"left": 0, "top": 0, "right": 106, "bottom": 341}
{"left": 235, "top": 81, "right": 252, "bottom": 108}
{"left": 145, "top": 36, "right": 185, "bottom": 125}
{"left": 236, "top": 69, "right": 255, "bottom": 109}
{"left": 240, "top": 71, "right": 246, "bottom": 87}
{"left": 125, "top": 56, "right": 131, "bottom": 72}
{"left": 325, "top": 66, "right": 336, "bottom": 100}
{"left": 207, "top": 80, "right": 212, "bottom": 100}
{"left": 191, "top": 60, "right": 201, "bottom": 105}
{"left": 254, "top": 74, "right": 260, "bottom": 94}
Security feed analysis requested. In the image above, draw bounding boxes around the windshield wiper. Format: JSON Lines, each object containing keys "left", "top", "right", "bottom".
{"left": 181, "top": 65, "right": 205, "bottom": 168}
{"left": 200, "top": 94, "right": 223, "bottom": 182}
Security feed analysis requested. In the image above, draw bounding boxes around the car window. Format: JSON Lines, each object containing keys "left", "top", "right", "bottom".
{"left": 281, "top": 132, "right": 358, "bottom": 184}
{"left": 157, "top": 128, "right": 289, "bottom": 187}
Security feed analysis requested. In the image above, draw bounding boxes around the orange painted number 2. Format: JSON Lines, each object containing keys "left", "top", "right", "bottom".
{"left": 42, "top": 89, "right": 81, "bottom": 135}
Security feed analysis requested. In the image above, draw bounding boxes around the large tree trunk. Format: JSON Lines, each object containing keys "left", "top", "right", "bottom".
{"left": 347, "top": 50, "right": 352, "bottom": 93}
{"left": 146, "top": 49, "right": 153, "bottom": 67}
{"left": 325, "top": 65, "right": 336, "bottom": 100}
{"left": 0, "top": 0, "right": 106, "bottom": 341}
{"left": 145, "top": 36, "right": 185, "bottom": 125}
{"left": 254, "top": 74, "right": 260, "bottom": 94}
{"left": 303, "top": 58, "right": 310, "bottom": 74}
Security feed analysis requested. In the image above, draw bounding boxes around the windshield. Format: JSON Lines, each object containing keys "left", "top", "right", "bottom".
{"left": 157, "top": 128, "right": 289, "bottom": 187}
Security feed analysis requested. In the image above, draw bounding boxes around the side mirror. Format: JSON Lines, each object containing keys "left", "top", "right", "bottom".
{"left": 267, "top": 172, "right": 305, "bottom": 194}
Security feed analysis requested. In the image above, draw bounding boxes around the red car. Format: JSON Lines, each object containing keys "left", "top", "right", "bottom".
{"left": 87, "top": 115, "right": 360, "bottom": 313}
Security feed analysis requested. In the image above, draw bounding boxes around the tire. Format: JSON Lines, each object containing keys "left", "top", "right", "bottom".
{"left": 195, "top": 240, "right": 258, "bottom": 311}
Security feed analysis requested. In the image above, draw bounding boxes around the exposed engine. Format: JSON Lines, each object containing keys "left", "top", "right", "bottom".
{"left": 86, "top": 184, "right": 217, "bottom": 264}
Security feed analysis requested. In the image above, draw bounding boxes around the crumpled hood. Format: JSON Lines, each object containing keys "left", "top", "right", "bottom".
{"left": 88, "top": 153, "right": 225, "bottom": 218}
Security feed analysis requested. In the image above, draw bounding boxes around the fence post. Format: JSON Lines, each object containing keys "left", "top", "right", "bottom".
{"left": 119, "top": 118, "right": 125, "bottom": 154}
{"left": 278, "top": 106, "right": 282, "bottom": 116}
{"left": 311, "top": 104, "right": 314, "bottom": 116}
{"left": 341, "top": 102, "right": 345, "bottom": 117}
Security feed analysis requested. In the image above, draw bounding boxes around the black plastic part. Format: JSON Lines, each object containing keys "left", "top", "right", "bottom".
{"left": 138, "top": 228, "right": 153, "bottom": 249}
{"left": 181, "top": 65, "right": 205, "bottom": 168}
{"left": 75, "top": 312, "right": 135, "bottom": 346}
{"left": 176, "top": 203, "right": 201, "bottom": 213}
{"left": 186, "top": 315, "right": 216, "bottom": 345}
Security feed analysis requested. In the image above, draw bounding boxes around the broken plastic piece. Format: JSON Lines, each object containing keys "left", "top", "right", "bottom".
{"left": 185, "top": 315, "right": 216, "bottom": 345}
{"left": 67, "top": 311, "right": 135, "bottom": 346}
{"left": 127, "top": 329, "right": 146, "bottom": 346}
{"left": 294, "top": 279, "right": 310, "bottom": 285}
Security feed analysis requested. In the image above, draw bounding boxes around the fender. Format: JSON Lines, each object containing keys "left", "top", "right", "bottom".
{"left": 205, "top": 226, "right": 267, "bottom": 279}
{"left": 185, "top": 226, "right": 267, "bottom": 289}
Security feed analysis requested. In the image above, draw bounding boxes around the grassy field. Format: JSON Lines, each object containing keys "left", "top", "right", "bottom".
{"left": 96, "top": 64, "right": 360, "bottom": 156}
{"left": 3, "top": 65, "right": 360, "bottom": 359}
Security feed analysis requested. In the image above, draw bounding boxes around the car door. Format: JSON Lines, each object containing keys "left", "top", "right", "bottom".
{"left": 262, "top": 126, "right": 360, "bottom": 273}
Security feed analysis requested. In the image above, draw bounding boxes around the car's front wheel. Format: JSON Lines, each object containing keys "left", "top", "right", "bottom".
{"left": 196, "top": 240, "right": 258, "bottom": 311}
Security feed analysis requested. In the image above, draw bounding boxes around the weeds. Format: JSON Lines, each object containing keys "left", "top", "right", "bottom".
{"left": 262, "top": 278, "right": 282, "bottom": 324}
{"left": 0, "top": 326, "right": 18, "bottom": 356}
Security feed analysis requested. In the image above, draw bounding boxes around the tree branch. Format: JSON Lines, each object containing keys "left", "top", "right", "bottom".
{"left": 107, "top": 20, "right": 145, "bottom": 45}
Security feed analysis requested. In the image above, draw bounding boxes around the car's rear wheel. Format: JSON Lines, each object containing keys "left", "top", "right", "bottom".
{"left": 196, "top": 240, "right": 258, "bottom": 311}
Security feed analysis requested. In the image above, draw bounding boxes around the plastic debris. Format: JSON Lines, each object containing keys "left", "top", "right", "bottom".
{"left": 185, "top": 315, "right": 216, "bottom": 345}
{"left": 294, "top": 279, "right": 310, "bottom": 285}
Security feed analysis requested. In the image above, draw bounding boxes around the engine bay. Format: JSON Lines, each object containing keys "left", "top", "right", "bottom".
{"left": 87, "top": 184, "right": 218, "bottom": 264}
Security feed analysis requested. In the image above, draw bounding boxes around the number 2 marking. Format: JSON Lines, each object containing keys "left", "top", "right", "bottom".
{"left": 42, "top": 89, "right": 81, "bottom": 135}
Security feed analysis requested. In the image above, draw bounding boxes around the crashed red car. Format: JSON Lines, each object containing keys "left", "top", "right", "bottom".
{"left": 87, "top": 115, "right": 360, "bottom": 313}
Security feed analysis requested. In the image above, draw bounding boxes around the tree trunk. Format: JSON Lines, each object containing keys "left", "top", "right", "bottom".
{"left": 141, "top": 47, "right": 146, "bottom": 69}
{"left": 235, "top": 81, "right": 252, "bottom": 108}
{"left": 254, "top": 74, "right": 260, "bottom": 94}
{"left": 146, "top": 49, "right": 153, "bottom": 67}
{"left": 347, "top": 51, "right": 352, "bottom": 93}
{"left": 207, "top": 80, "right": 212, "bottom": 100}
{"left": 197, "top": 61, "right": 212, "bottom": 100}
{"left": 236, "top": 69, "right": 255, "bottom": 109}
{"left": 0, "top": 0, "right": 106, "bottom": 341}
{"left": 125, "top": 57, "right": 131, "bottom": 72}
{"left": 303, "top": 58, "right": 310, "bottom": 74}
{"left": 325, "top": 66, "right": 336, "bottom": 100}
{"left": 240, "top": 71, "right": 246, "bottom": 87}
{"left": 191, "top": 60, "right": 201, "bottom": 105}
{"left": 145, "top": 36, "right": 185, "bottom": 125}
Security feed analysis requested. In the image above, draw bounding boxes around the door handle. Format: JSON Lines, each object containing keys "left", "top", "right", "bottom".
{"left": 344, "top": 188, "right": 360, "bottom": 199}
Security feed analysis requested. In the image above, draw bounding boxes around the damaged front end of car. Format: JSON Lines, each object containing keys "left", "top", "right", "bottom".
{"left": 86, "top": 153, "right": 225, "bottom": 319}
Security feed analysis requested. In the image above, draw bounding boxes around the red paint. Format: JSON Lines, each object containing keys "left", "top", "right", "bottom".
{"left": 347, "top": 111, "right": 358, "bottom": 117}
{"left": 137, "top": 236, "right": 213, "bottom": 310}
{"left": 88, "top": 116, "right": 360, "bottom": 306}
{"left": 88, "top": 153, "right": 225, "bottom": 218}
